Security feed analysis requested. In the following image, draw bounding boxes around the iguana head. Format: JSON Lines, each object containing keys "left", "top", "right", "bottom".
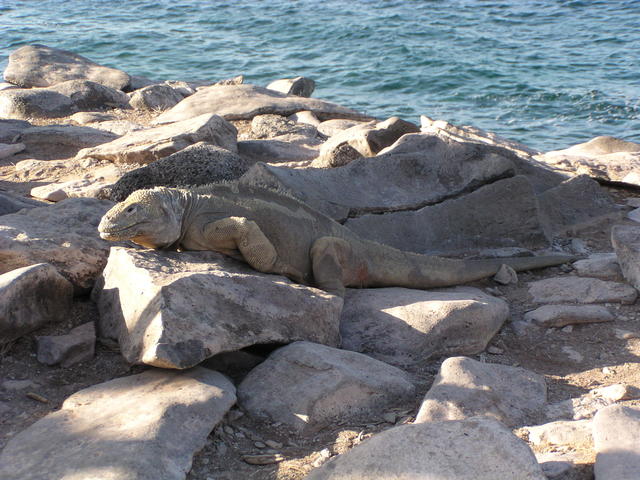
{"left": 98, "top": 187, "right": 184, "bottom": 249}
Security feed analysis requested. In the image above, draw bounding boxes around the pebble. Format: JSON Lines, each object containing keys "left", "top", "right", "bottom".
{"left": 382, "top": 412, "right": 397, "bottom": 423}
{"left": 254, "top": 441, "right": 266, "bottom": 449}
{"left": 264, "top": 439, "right": 283, "bottom": 449}
{"left": 627, "top": 208, "right": 640, "bottom": 223}
{"left": 561, "top": 325, "right": 573, "bottom": 333}
{"left": 223, "top": 425, "right": 234, "bottom": 435}
{"left": 312, "top": 448, "right": 332, "bottom": 468}
{"left": 487, "top": 345, "right": 504, "bottom": 355}
{"left": 1, "top": 379, "right": 35, "bottom": 391}
{"left": 242, "top": 454, "right": 284, "bottom": 465}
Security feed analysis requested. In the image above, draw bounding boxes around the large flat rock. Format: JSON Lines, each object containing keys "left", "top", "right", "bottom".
{"left": 237, "top": 341, "right": 415, "bottom": 432}
{"left": 77, "top": 113, "right": 237, "bottom": 165}
{"left": 0, "top": 191, "right": 45, "bottom": 216}
{"left": 153, "top": 84, "right": 371, "bottom": 124}
{"left": 415, "top": 356, "right": 547, "bottom": 427}
{"left": 528, "top": 276, "right": 638, "bottom": 304}
{"left": 345, "top": 175, "right": 549, "bottom": 254}
{"left": 305, "top": 417, "right": 546, "bottom": 480}
{"left": 3, "top": 44, "right": 131, "bottom": 90}
{"left": 611, "top": 224, "right": 640, "bottom": 290}
{"left": 0, "top": 368, "right": 236, "bottom": 480}
{"left": 0, "top": 198, "right": 115, "bottom": 291}
{"left": 340, "top": 287, "right": 509, "bottom": 366}
{"left": 0, "top": 87, "right": 77, "bottom": 120}
{"left": 93, "top": 247, "right": 343, "bottom": 369}
{"left": 241, "top": 133, "right": 515, "bottom": 221}
{"left": 593, "top": 404, "right": 640, "bottom": 480}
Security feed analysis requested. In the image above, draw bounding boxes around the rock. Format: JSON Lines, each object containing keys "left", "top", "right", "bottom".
{"left": 0, "top": 87, "right": 77, "bottom": 119}
{"left": 314, "top": 117, "right": 420, "bottom": 167}
{"left": 573, "top": 252, "right": 623, "bottom": 281}
{"left": 237, "top": 139, "right": 319, "bottom": 163}
{"left": 523, "top": 419, "right": 593, "bottom": 450}
{"left": 305, "top": 417, "right": 546, "bottom": 480}
{"left": 536, "top": 136, "right": 640, "bottom": 187}
{"left": 163, "top": 80, "right": 196, "bottom": 97}
{"left": 266, "top": 76, "right": 315, "bottom": 97}
{"left": 240, "top": 133, "right": 515, "bottom": 222}
{"left": 528, "top": 277, "right": 637, "bottom": 304}
{"left": 611, "top": 224, "right": 640, "bottom": 290}
{"left": 0, "top": 198, "right": 115, "bottom": 291}
{"left": 317, "top": 118, "right": 370, "bottom": 137}
{"left": 152, "top": 84, "right": 372, "bottom": 124}
{"left": 524, "top": 305, "right": 614, "bottom": 327}
{"left": 593, "top": 404, "right": 640, "bottom": 480}
{"left": 628, "top": 207, "right": 640, "bottom": 223}
{"left": 36, "top": 321, "right": 96, "bottom": 367}
{"left": 70, "top": 111, "right": 115, "bottom": 124}
{"left": 345, "top": 176, "right": 549, "bottom": 255}
{"left": 17, "top": 124, "right": 119, "bottom": 158}
{"left": 48, "top": 79, "right": 130, "bottom": 109}
{"left": 30, "top": 176, "right": 117, "bottom": 202}
{"left": 0, "top": 191, "right": 46, "bottom": 215}
{"left": 537, "top": 175, "right": 620, "bottom": 235}
{"left": 237, "top": 341, "right": 415, "bottom": 432}
{"left": 3, "top": 44, "right": 131, "bottom": 90}
{"left": 250, "top": 114, "right": 318, "bottom": 139}
{"left": 288, "top": 110, "right": 321, "bottom": 126}
{"left": 494, "top": 264, "right": 518, "bottom": 284}
{"left": 0, "top": 263, "right": 73, "bottom": 344}
{"left": 129, "top": 84, "right": 184, "bottom": 111}
{"left": 340, "top": 287, "right": 509, "bottom": 366}
{"left": 0, "top": 142, "right": 25, "bottom": 159}
{"left": 213, "top": 74, "right": 244, "bottom": 86}
{"left": 0, "top": 368, "right": 235, "bottom": 480}
{"left": 415, "top": 357, "right": 546, "bottom": 427}
{"left": 0, "top": 118, "right": 30, "bottom": 142}
{"left": 546, "top": 384, "right": 637, "bottom": 421}
{"left": 128, "top": 74, "right": 157, "bottom": 90}
{"left": 93, "top": 248, "right": 343, "bottom": 369}
{"left": 77, "top": 113, "right": 237, "bottom": 164}
{"left": 534, "top": 452, "right": 584, "bottom": 480}
{"left": 108, "top": 142, "right": 249, "bottom": 201}
{"left": 89, "top": 119, "right": 145, "bottom": 136}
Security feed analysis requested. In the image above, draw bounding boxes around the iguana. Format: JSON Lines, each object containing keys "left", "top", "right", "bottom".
{"left": 98, "top": 183, "right": 573, "bottom": 296}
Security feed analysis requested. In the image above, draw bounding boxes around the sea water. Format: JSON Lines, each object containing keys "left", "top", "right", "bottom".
{"left": 1, "top": 0, "right": 638, "bottom": 151}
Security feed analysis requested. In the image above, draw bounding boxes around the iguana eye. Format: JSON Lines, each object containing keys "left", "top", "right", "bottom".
{"left": 126, "top": 205, "right": 136, "bottom": 213}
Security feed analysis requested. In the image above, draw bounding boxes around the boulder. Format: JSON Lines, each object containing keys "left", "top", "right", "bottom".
{"left": 593, "top": 405, "right": 640, "bottom": 480}
{"left": 523, "top": 419, "right": 593, "bottom": 450}
{"left": 36, "top": 321, "right": 96, "bottom": 367}
{"left": 250, "top": 114, "right": 318, "bottom": 139}
{"left": 523, "top": 305, "right": 614, "bottom": 328}
{"left": 0, "top": 198, "right": 115, "bottom": 291}
{"left": 305, "top": 417, "right": 546, "bottom": 480}
{"left": 213, "top": 74, "right": 244, "bottom": 86}
{"left": 340, "top": 287, "right": 509, "bottom": 366}
{"left": 317, "top": 118, "right": 370, "bottom": 137}
{"left": 92, "top": 248, "right": 343, "bottom": 369}
{"left": 0, "top": 368, "right": 236, "bottom": 480}
{"left": 546, "top": 384, "right": 637, "bottom": 422}
{"left": 345, "top": 176, "right": 549, "bottom": 255}
{"left": 152, "top": 84, "right": 372, "bottom": 124}
{"left": 70, "top": 111, "right": 115, "bottom": 124}
{"left": 237, "top": 341, "right": 415, "bottom": 432}
{"left": 3, "top": 44, "right": 131, "bottom": 90}
{"left": 88, "top": 119, "right": 145, "bottom": 136}
{"left": 266, "top": 76, "right": 315, "bottom": 97}
{"left": 109, "top": 142, "right": 249, "bottom": 201}
{"left": 48, "top": 79, "right": 130, "bottom": 109}
{"left": 240, "top": 134, "right": 515, "bottom": 222}
{"left": 0, "top": 191, "right": 46, "bottom": 216}
{"left": 288, "top": 110, "right": 321, "bottom": 126}
{"left": 314, "top": 117, "right": 420, "bottom": 167}
{"left": 0, "top": 118, "right": 30, "bottom": 142}
{"left": 611, "top": 224, "right": 640, "bottom": 290}
{"left": 0, "top": 142, "right": 25, "bottom": 159}
{"left": 415, "top": 356, "right": 547, "bottom": 427}
{"left": 76, "top": 113, "right": 237, "bottom": 164}
{"left": 17, "top": 124, "right": 119, "bottom": 158}
{"left": 536, "top": 136, "right": 640, "bottom": 187}
{"left": 0, "top": 87, "right": 77, "bottom": 119}
{"left": 528, "top": 277, "right": 637, "bottom": 305}
{"left": 0, "top": 263, "right": 73, "bottom": 344}
{"left": 237, "top": 139, "right": 319, "bottom": 163}
{"left": 129, "top": 84, "right": 184, "bottom": 111}
{"left": 573, "top": 252, "right": 623, "bottom": 281}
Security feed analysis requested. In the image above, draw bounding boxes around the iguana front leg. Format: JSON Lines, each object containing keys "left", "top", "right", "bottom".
{"left": 202, "top": 217, "right": 277, "bottom": 273}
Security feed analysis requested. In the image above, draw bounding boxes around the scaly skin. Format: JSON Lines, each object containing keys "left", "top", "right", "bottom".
{"left": 99, "top": 183, "right": 574, "bottom": 296}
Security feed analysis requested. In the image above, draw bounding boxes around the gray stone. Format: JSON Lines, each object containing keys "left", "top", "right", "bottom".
{"left": 305, "top": 417, "right": 546, "bottom": 480}
{"left": 523, "top": 420, "right": 593, "bottom": 450}
{"left": 0, "top": 263, "right": 73, "bottom": 344}
{"left": 266, "top": 76, "right": 315, "bottom": 97}
{"left": 70, "top": 111, "right": 115, "bottom": 124}
{"left": 593, "top": 404, "right": 640, "bottom": 480}
{"left": 36, "top": 322, "right": 96, "bottom": 367}
{"left": 545, "top": 384, "right": 637, "bottom": 422}
{"left": 3, "top": 44, "right": 131, "bottom": 90}
{"left": 237, "top": 341, "right": 415, "bottom": 432}
{"left": 93, "top": 247, "right": 343, "bottom": 369}
{"left": 0, "top": 198, "right": 115, "bottom": 291}
{"left": 314, "top": 117, "right": 420, "bottom": 167}
{"left": 537, "top": 175, "right": 620, "bottom": 235}
{"left": 128, "top": 74, "right": 157, "bottom": 90}
{"left": 535, "top": 452, "right": 583, "bottom": 480}
{"left": 340, "top": 287, "right": 509, "bottom": 367}
{"left": 573, "top": 253, "right": 622, "bottom": 281}
{"left": 48, "top": 79, "right": 130, "bottom": 110}
{"left": 240, "top": 133, "right": 515, "bottom": 222}
{"left": 345, "top": 176, "right": 549, "bottom": 255}
{"left": 77, "top": 113, "right": 237, "bottom": 165}
{"left": 109, "top": 142, "right": 249, "bottom": 201}
{"left": 0, "top": 87, "right": 77, "bottom": 119}
{"left": 237, "top": 139, "right": 319, "bottom": 163}
{"left": 90, "top": 119, "right": 145, "bottom": 136}
{"left": 0, "top": 142, "right": 25, "bottom": 159}
{"left": 288, "top": 110, "right": 321, "bottom": 126}
{"left": 152, "top": 84, "right": 372, "bottom": 124}
{"left": 628, "top": 207, "right": 640, "bottom": 223}
{"left": 250, "top": 114, "right": 318, "bottom": 139}
{"left": 493, "top": 263, "right": 518, "bottom": 284}
{"left": 129, "top": 84, "right": 184, "bottom": 111}
{"left": 317, "top": 118, "right": 370, "bottom": 137}
{"left": 0, "top": 119, "right": 31, "bottom": 142}
{"left": 0, "top": 191, "right": 46, "bottom": 216}
{"left": 524, "top": 305, "right": 614, "bottom": 328}
{"left": 528, "top": 276, "right": 637, "bottom": 304}
{"left": 611, "top": 224, "right": 640, "bottom": 290}
{"left": 415, "top": 356, "right": 547, "bottom": 427}
{"left": 17, "top": 124, "right": 119, "bottom": 158}
{"left": 0, "top": 368, "right": 235, "bottom": 480}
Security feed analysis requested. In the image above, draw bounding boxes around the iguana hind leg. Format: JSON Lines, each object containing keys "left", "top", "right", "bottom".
{"left": 310, "top": 236, "right": 369, "bottom": 296}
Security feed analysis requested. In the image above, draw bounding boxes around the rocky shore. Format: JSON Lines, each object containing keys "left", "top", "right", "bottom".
{"left": 1, "top": 44, "right": 640, "bottom": 480}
